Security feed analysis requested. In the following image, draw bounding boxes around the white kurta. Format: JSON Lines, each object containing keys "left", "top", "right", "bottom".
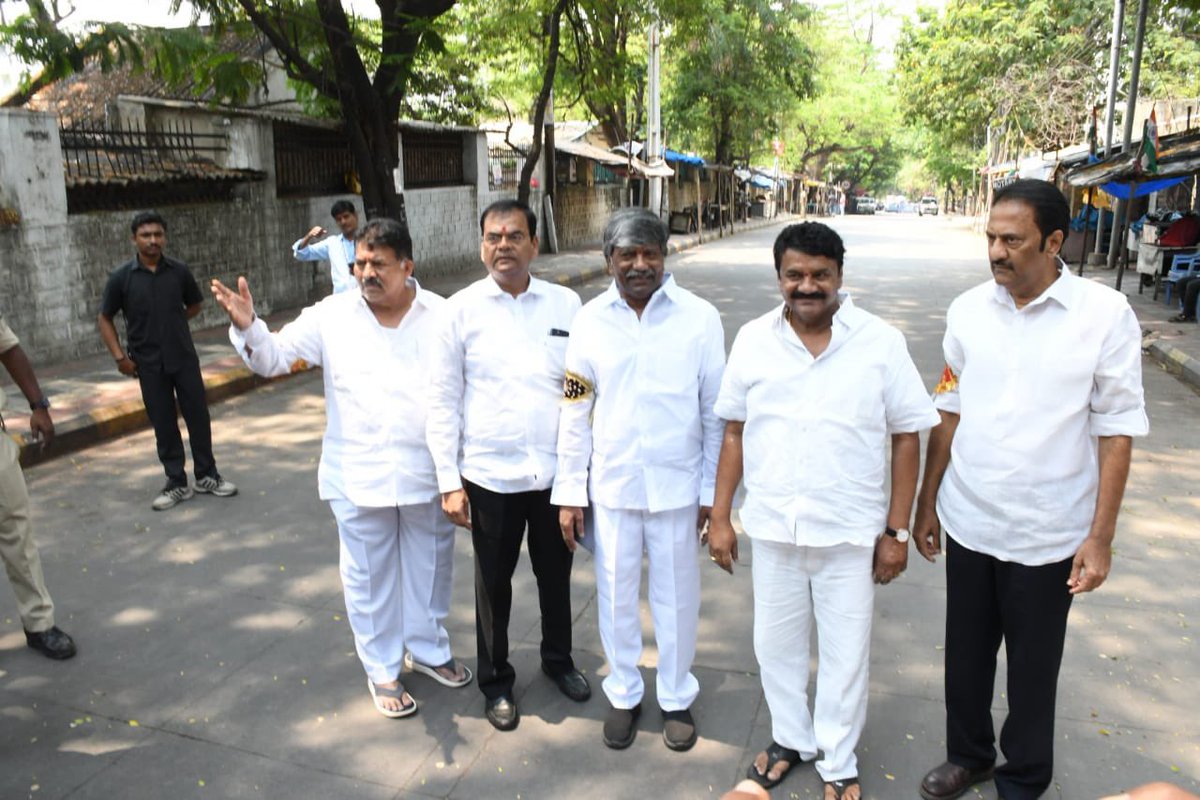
{"left": 552, "top": 276, "right": 725, "bottom": 711}
{"left": 229, "top": 281, "right": 456, "bottom": 682}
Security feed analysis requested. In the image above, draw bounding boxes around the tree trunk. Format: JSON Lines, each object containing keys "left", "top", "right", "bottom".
{"left": 518, "top": 0, "right": 570, "bottom": 208}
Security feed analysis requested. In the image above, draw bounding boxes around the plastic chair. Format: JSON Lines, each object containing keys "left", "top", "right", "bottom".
{"left": 1165, "top": 252, "right": 1200, "bottom": 306}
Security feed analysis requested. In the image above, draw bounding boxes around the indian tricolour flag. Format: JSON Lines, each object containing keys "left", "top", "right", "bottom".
{"left": 1137, "top": 109, "right": 1159, "bottom": 175}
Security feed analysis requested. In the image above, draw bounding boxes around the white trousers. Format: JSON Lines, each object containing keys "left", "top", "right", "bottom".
{"left": 592, "top": 503, "right": 700, "bottom": 711}
{"left": 328, "top": 497, "right": 455, "bottom": 685}
{"left": 752, "top": 539, "right": 874, "bottom": 782}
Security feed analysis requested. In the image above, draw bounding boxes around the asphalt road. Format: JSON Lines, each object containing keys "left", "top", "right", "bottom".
{"left": 2, "top": 213, "right": 1198, "bottom": 800}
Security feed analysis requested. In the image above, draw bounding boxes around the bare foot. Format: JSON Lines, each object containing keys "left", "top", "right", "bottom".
{"left": 371, "top": 680, "right": 414, "bottom": 714}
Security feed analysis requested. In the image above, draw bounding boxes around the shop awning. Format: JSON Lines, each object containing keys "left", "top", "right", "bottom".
{"left": 1065, "top": 130, "right": 1200, "bottom": 187}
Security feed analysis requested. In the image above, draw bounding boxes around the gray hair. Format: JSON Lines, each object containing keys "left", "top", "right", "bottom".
{"left": 602, "top": 208, "right": 669, "bottom": 260}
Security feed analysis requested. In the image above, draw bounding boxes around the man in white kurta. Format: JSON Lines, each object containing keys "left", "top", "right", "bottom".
{"left": 212, "top": 218, "right": 469, "bottom": 719}
{"left": 708, "top": 222, "right": 939, "bottom": 800}
{"left": 554, "top": 208, "right": 725, "bottom": 752}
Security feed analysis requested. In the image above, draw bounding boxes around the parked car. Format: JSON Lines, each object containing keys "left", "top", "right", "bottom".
{"left": 856, "top": 196, "right": 877, "bottom": 215}
{"left": 918, "top": 196, "right": 939, "bottom": 216}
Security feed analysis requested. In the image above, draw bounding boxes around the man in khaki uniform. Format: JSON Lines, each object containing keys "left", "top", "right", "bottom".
{"left": 0, "top": 312, "right": 76, "bottom": 659}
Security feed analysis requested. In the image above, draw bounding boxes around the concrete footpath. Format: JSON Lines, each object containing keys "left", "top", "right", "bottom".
{"left": 1, "top": 215, "right": 789, "bottom": 466}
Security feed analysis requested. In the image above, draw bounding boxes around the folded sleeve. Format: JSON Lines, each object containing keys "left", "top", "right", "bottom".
{"left": 697, "top": 306, "right": 727, "bottom": 506}
{"left": 884, "top": 329, "right": 942, "bottom": 434}
{"left": 1089, "top": 304, "right": 1149, "bottom": 437}
{"left": 229, "top": 303, "right": 325, "bottom": 377}
{"left": 713, "top": 326, "right": 750, "bottom": 423}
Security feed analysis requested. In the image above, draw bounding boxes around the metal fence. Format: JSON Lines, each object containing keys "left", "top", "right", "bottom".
{"left": 274, "top": 121, "right": 356, "bottom": 198}
{"left": 488, "top": 144, "right": 521, "bottom": 189}
{"left": 59, "top": 119, "right": 227, "bottom": 181}
{"left": 403, "top": 131, "right": 464, "bottom": 188}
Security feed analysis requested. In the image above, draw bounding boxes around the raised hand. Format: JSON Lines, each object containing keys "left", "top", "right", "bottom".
{"left": 210, "top": 276, "right": 256, "bottom": 331}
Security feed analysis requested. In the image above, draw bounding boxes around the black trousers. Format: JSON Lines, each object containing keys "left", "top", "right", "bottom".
{"left": 1177, "top": 275, "right": 1200, "bottom": 318}
{"left": 463, "top": 479, "right": 575, "bottom": 700}
{"left": 137, "top": 358, "right": 217, "bottom": 486}
{"left": 945, "top": 536, "right": 1075, "bottom": 800}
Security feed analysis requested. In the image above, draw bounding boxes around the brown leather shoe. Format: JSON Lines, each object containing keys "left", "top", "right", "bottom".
{"left": 919, "top": 761, "right": 994, "bottom": 800}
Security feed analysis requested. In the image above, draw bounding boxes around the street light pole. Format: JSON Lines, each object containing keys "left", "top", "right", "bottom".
{"left": 1109, "top": 0, "right": 1150, "bottom": 290}
{"left": 646, "top": 15, "right": 663, "bottom": 217}
{"left": 1096, "top": 0, "right": 1126, "bottom": 259}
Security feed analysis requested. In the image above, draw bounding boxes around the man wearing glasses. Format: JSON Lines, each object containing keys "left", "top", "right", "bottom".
{"left": 427, "top": 199, "right": 590, "bottom": 732}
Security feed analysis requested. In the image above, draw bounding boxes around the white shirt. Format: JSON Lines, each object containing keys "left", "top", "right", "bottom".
{"left": 426, "top": 275, "right": 582, "bottom": 494}
{"left": 229, "top": 280, "right": 444, "bottom": 507}
{"left": 551, "top": 275, "right": 726, "bottom": 513}
{"left": 293, "top": 234, "right": 356, "bottom": 294}
{"left": 714, "top": 296, "right": 940, "bottom": 548}
{"left": 934, "top": 269, "right": 1149, "bottom": 565}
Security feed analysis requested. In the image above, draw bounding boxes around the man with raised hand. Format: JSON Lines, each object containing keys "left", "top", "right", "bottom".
{"left": 212, "top": 218, "right": 470, "bottom": 720}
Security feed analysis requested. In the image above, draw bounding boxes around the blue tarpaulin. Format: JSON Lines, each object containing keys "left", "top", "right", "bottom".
{"left": 749, "top": 174, "right": 775, "bottom": 189}
{"left": 663, "top": 148, "right": 705, "bottom": 166}
{"left": 1100, "top": 175, "right": 1188, "bottom": 200}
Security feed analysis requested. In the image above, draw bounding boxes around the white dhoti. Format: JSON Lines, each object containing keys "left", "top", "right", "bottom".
{"left": 592, "top": 503, "right": 700, "bottom": 711}
{"left": 751, "top": 538, "right": 874, "bottom": 782}
{"left": 328, "top": 497, "right": 455, "bottom": 685}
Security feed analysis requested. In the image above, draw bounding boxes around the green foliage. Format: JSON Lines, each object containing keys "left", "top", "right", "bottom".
{"left": 662, "top": 0, "right": 817, "bottom": 165}
{"left": 785, "top": 6, "right": 904, "bottom": 192}
{"left": 894, "top": 0, "right": 1200, "bottom": 196}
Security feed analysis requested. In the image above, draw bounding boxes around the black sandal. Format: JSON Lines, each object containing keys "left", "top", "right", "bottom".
{"left": 1168, "top": 313, "right": 1195, "bottom": 323}
{"left": 745, "top": 740, "right": 804, "bottom": 789}
{"left": 825, "top": 777, "right": 860, "bottom": 799}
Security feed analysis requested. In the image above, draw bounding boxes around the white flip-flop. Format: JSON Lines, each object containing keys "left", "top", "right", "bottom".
{"left": 367, "top": 679, "right": 417, "bottom": 718}
{"left": 404, "top": 651, "right": 474, "bottom": 688}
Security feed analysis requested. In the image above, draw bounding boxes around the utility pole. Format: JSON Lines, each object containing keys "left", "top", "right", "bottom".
{"left": 1095, "top": 0, "right": 1126, "bottom": 260}
{"left": 1109, "top": 0, "right": 1150, "bottom": 290}
{"left": 646, "top": 15, "right": 663, "bottom": 217}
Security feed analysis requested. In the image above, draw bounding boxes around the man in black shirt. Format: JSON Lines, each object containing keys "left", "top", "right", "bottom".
{"left": 97, "top": 211, "right": 237, "bottom": 510}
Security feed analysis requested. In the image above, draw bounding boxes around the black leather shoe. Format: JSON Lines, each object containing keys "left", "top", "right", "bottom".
{"left": 662, "top": 707, "right": 697, "bottom": 751}
{"left": 25, "top": 626, "right": 77, "bottom": 660}
{"left": 542, "top": 664, "right": 591, "bottom": 702}
{"left": 919, "top": 761, "right": 994, "bottom": 800}
{"left": 603, "top": 703, "right": 641, "bottom": 749}
{"left": 485, "top": 695, "right": 519, "bottom": 731}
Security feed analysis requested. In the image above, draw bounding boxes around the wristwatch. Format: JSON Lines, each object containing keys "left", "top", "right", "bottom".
{"left": 885, "top": 526, "right": 910, "bottom": 543}
{"left": 30, "top": 396, "right": 50, "bottom": 411}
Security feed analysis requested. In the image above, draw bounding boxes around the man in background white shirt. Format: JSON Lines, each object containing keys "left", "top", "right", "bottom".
{"left": 707, "top": 222, "right": 938, "bottom": 800}
{"left": 426, "top": 199, "right": 589, "bottom": 732}
{"left": 554, "top": 208, "right": 725, "bottom": 752}
{"left": 914, "top": 179, "right": 1148, "bottom": 800}
{"left": 292, "top": 199, "right": 359, "bottom": 295}
{"left": 212, "top": 218, "right": 471, "bottom": 720}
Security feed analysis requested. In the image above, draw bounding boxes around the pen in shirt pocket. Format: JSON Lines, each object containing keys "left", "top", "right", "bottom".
{"left": 549, "top": 328, "right": 570, "bottom": 337}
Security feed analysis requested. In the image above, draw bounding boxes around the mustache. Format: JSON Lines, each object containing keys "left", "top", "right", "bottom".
{"left": 362, "top": 277, "right": 383, "bottom": 289}
{"left": 991, "top": 260, "right": 1013, "bottom": 270}
{"left": 789, "top": 290, "right": 826, "bottom": 301}
{"left": 625, "top": 269, "right": 656, "bottom": 280}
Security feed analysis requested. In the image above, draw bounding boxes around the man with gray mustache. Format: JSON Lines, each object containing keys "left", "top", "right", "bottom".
{"left": 554, "top": 207, "right": 726, "bottom": 752}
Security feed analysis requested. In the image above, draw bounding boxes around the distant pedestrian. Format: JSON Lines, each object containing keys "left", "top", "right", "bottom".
{"left": 1167, "top": 273, "right": 1199, "bottom": 323}
{"left": 426, "top": 199, "right": 589, "bottom": 732}
{"left": 553, "top": 207, "right": 725, "bottom": 752}
{"left": 97, "top": 211, "right": 237, "bottom": 510}
{"left": 293, "top": 200, "right": 360, "bottom": 294}
{"left": 708, "top": 222, "right": 939, "bottom": 799}
{"left": 914, "top": 179, "right": 1148, "bottom": 800}
{"left": 212, "top": 218, "right": 470, "bottom": 719}
{"left": 0, "top": 311, "right": 77, "bottom": 660}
